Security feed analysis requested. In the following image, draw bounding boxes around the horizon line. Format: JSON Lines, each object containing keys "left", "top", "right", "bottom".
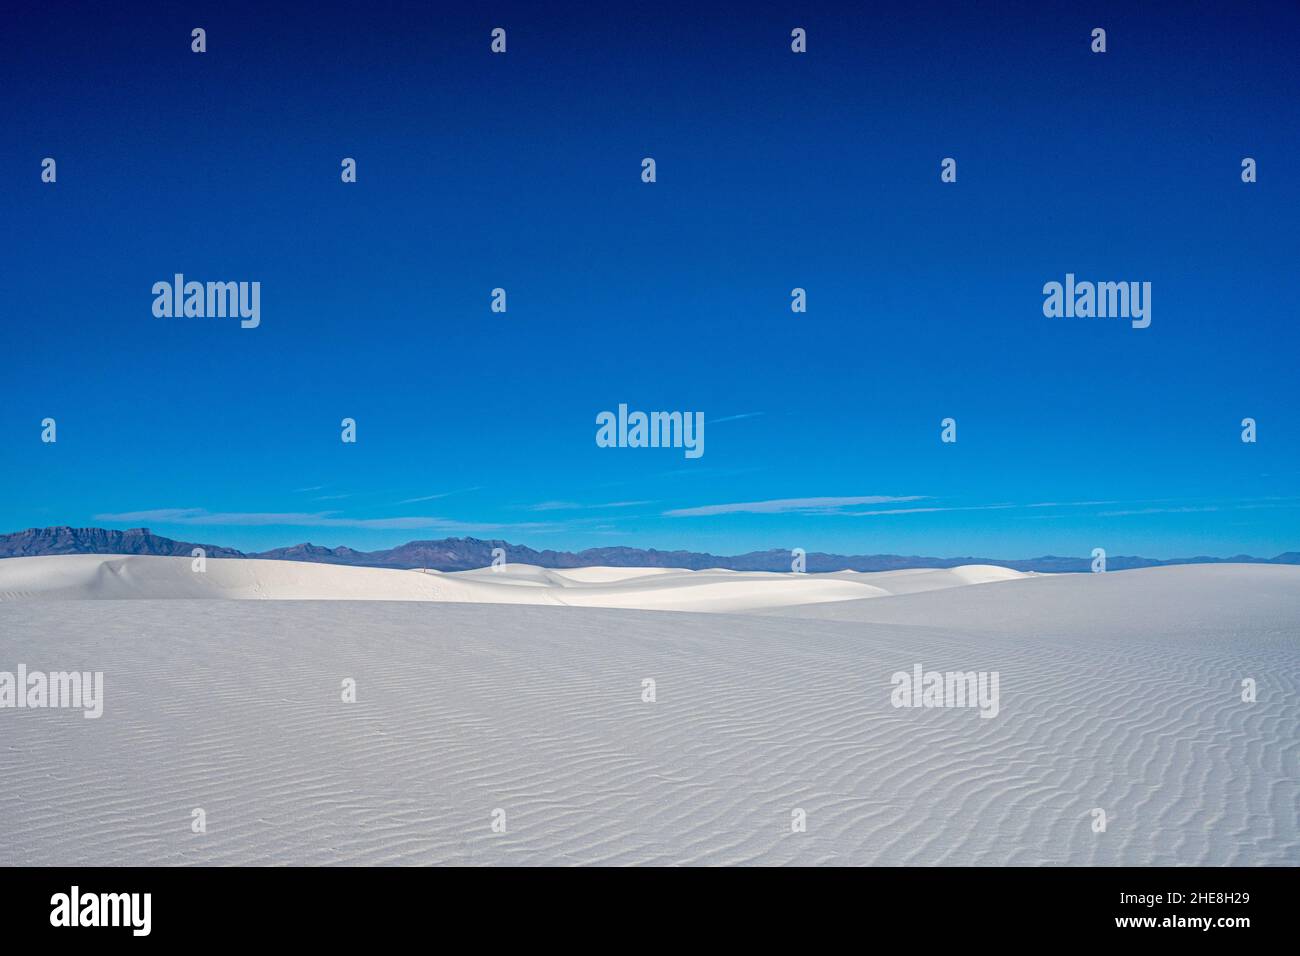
{"left": 2, "top": 525, "right": 1296, "bottom": 566}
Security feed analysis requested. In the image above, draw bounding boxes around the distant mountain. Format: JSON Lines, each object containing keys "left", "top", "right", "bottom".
{"left": 0, "top": 526, "right": 243, "bottom": 560}
{"left": 2, "top": 526, "right": 1298, "bottom": 574}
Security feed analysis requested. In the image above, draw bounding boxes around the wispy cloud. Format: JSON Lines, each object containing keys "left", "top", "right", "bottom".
{"left": 94, "top": 508, "right": 551, "bottom": 533}
{"left": 1097, "top": 506, "right": 1221, "bottom": 517}
{"left": 394, "top": 487, "right": 481, "bottom": 505}
{"left": 395, "top": 493, "right": 454, "bottom": 505}
{"left": 710, "top": 412, "right": 765, "bottom": 425}
{"left": 1025, "top": 500, "right": 1120, "bottom": 508}
{"left": 527, "top": 500, "right": 655, "bottom": 512}
{"left": 664, "top": 495, "right": 925, "bottom": 517}
{"left": 845, "top": 503, "right": 1016, "bottom": 517}
{"left": 665, "top": 495, "right": 1179, "bottom": 521}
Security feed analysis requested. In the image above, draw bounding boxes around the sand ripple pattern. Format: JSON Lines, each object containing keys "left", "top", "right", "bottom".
{"left": 0, "top": 566, "right": 1295, "bottom": 865}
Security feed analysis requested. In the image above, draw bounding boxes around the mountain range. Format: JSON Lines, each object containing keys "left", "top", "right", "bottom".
{"left": 2, "top": 526, "right": 1298, "bottom": 574}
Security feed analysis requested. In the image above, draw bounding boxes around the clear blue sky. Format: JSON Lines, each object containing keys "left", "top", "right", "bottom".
{"left": 3, "top": 1, "right": 1298, "bottom": 559}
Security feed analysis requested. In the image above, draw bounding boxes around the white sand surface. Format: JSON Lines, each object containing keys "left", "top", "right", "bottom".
{"left": 0, "top": 554, "right": 1032, "bottom": 613}
{"left": 0, "top": 561, "right": 1294, "bottom": 866}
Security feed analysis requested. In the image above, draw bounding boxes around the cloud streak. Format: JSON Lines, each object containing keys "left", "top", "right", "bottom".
{"left": 664, "top": 495, "right": 925, "bottom": 517}
{"left": 844, "top": 504, "right": 1016, "bottom": 517}
{"left": 94, "top": 508, "right": 552, "bottom": 533}
{"left": 394, "top": 487, "right": 481, "bottom": 505}
{"left": 1097, "top": 506, "right": 1221, "bottom": 517}
{"left": 527, "top": 500, "right": 655, "bottom": 512}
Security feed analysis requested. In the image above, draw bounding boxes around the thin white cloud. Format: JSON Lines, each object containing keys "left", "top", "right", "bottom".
{"left": 664, "top": 495, "right": 925, "bottom": 518}
{"left": 710, "top": 412, "right": 765, "bottom": 425}
{"left": 1097, "top": 506, "right": 1221, "bottom": 517}
{"left": 395, "top": 487, "right": 481, "bottom": 505}
{"left": 528, "top": 500, "right": 655, "bottom": 512}
{"left": 845, "top": 504, "right": 1016, "bottom": 517}
{"left": 395, "top": 493, "right": 454, "bottom": 505}
{"left": 94, "top": 508, "right": 551, "bottom": 533}
{"left": 1025, "top": 500, "right": 1120, "bottom": 508}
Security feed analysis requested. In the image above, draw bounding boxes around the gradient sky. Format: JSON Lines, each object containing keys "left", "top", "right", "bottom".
{"left": 3, "top": 1, "right": 1298, "bottom": 558}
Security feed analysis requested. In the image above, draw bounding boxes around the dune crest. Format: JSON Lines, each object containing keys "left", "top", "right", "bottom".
{"left": 0, "top": 554, "right": 1033, "bottom": 612}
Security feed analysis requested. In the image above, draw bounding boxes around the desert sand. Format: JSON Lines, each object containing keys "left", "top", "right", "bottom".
{"left": 0, "top": 556, "right": 1295, "bottom": 865}
{"left": 0, "top": 554, "right": 1031, "bottom": 612}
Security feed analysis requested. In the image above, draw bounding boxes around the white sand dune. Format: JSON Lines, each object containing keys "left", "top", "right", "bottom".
{"left": 0, "top": 554, "right": 1033, "bottom": 613}
{"left": 0, "top": 554, "right": 439, "bottom": 602}
{"left": 0, "top": 561, "right": 1295, "bottom": 866}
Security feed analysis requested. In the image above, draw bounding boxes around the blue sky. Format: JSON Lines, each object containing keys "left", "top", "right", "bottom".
{"left": 3, "top": 1, "right": 1298, "bottom": 558}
